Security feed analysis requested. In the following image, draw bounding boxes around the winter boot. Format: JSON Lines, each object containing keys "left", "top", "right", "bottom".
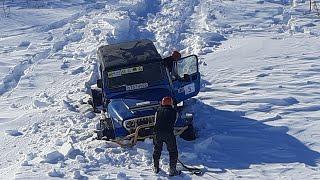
{"left": 169, "top": 165, "right": 181, "bottom": 176}
{"left": 153, "top": 159, "right": 160, "bottom": 174}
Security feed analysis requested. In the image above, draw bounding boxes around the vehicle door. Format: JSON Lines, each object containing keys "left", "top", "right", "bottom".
{"left": 171, "top": 55, "right": 200, "bottom": 103}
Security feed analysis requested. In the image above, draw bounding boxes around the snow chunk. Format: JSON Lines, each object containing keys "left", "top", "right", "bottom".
{"left": 91, "top": 28, "right": 101, "bottom": 36}
{"left": 98, "top": 173, "right": 111, "bottom": 180}
{"left": 42, "top": 151, "right": 64, "bottom": 164}
{"left": 72, "top": 21, "right": 86, "bottom": 30}
{"left": 58, "top": 141, "right": 83, "bottom": 159}
{"left": 84, "top": 111, "right": 95, "bottom": 119}
{"left": 117, "top": 172, "right": 127, "bottom": 180}
{"left": 31, "top": 123, "right": 39, "bottom": 133}
{"left": 21, "top": 152, "right": 37, "bottom": 166}
{"left": 76, "top": 155, "right": 85, "bottom": 163}
{"left": 66, "top": 32, "right": 84, "bottom": 42}
{"left": 55, "top": 139, "right": 64, "bottom": 146}
{"left": 18, "top": 41, "right": 31, "bottom": 47}
{"left": 52, "top": 40, "right": 68, "bottom": 52}
{"left": 33, "top": 92, "right": 54, "bottom": 108}
{"left": 21, "top": 160, "right": 30, "bottom": 166}
{"left": 5, "top": 129, "right": 23, "bottom": 136}
{"left": 97, "top": 153, "right": 108, "bottom": 164}
{"left": 73, "top": 170, "right": 87, "bottom": 179}
{"left": 33, "top": 99, "right": 50, "bottom": 108}
{"left": 20, "top": 153, "right": 36, "bottom": 166}
{"left": 48, "top": 168, "right": 64, "bottom": 178}
{"left": 68, "top": 66, "right": 85, "bottom": 75}
{"left": 26, "top": 152, "right": 37, "bottom": 161}
{"left": 59, "top": 142, "right": 75, "bottom": 157}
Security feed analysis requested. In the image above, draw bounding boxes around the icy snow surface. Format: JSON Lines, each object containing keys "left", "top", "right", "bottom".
{"left": 1, "top": 0, "right": 320, "bottom": 179}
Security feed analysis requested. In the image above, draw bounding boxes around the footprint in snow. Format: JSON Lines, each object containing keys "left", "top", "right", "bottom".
{"left": 62, "top": 100, "right": 78, "bottom": 112}
{"left": 261, "top": 66, "right": 274, "bottom": 70}
{"left": 47, "top": 35, "right": 53, "bottom": 41}
{"left": 256, "top": 73, "right": 270, "bottom": 78}
{"left": 17, "top": 41, "right": 31, "bottom": 49}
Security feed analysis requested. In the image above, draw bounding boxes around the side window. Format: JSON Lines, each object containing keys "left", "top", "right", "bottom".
{"left": 176, "top": 55, "right": 198, "bottom": 78}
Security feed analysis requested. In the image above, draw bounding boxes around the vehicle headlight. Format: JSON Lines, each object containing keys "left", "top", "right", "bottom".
{"left": 125, "top": 120, "right": 135, "bottom": 128}
{"left": 184, "top": 113, "right": 193, "bottom": 124}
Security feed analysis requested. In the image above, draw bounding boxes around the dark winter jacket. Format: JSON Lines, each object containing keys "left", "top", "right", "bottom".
{"left": 163, "top": 56, "right": 175, "bottom": 73}
{"left": 154, "top": 105, "right": 177, "bottom": 134}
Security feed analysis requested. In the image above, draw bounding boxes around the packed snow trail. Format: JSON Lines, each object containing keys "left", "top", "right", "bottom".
{"left": 0, "top": 0, "right": 320, "bottom": 179}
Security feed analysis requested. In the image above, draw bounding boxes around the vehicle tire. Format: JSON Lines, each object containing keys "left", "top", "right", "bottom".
{"left": 96, "top": 121, "right": 104, "bottom": 140}
{"left": 180, "top": 124, "right": 196, "bottom": 141}
{"left": 96, "top": 118, "right": 115, "bottom": 140}
{"left": 91, "top": 88, "right": 103, "bottom": 112}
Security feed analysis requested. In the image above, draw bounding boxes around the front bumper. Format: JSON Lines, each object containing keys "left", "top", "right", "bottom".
{"left": 112, "top": 124, "right": 188, "bottom": 147}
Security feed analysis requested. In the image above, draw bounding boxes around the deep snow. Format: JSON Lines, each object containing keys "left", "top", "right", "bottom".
{"left": 0, "top": 0, "right": 320, "bottom": 179}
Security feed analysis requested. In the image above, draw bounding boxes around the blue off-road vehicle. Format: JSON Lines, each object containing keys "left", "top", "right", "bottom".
{"left": 90, "top": 39, "right": 200, "bottom": 147}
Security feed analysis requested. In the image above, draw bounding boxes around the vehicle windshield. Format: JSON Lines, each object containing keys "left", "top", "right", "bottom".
{"left": 106, "top": 62, "right": 165, "bottom": 89}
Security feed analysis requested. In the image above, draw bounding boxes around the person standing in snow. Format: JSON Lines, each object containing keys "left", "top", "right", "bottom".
{"left": 163, "top": 50, "right": 181, "bottom": 73}
{"left": 153, "top": 96, "right": 181, "bottom": 176}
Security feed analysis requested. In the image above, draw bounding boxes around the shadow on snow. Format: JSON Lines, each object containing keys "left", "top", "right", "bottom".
{"left": 178, "top": 99, "right": 320, "bottom": 171}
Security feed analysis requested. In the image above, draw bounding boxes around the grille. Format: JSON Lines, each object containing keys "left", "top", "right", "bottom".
{"left": 124, "top": 115, "right": 155, "bottom": 131}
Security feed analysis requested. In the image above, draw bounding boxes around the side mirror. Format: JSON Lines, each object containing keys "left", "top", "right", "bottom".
{"left": 97, "top": 79, "right": 102, "bottom": 88}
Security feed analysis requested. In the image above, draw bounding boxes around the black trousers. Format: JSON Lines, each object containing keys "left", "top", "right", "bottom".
{"left": 153, "top": 133, "right": 178, "bottom": 167}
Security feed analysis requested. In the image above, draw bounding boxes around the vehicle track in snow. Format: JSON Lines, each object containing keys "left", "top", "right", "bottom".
{"left": 146, "top": 0, "right": 205, "bottom": 55}
{"left": 0, "top": 3, "right": 97, "bottom": 97}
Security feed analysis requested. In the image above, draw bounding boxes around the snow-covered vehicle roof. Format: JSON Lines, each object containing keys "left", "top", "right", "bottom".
{"left": 97, "top": 39, "right": 162, "bottom": 70}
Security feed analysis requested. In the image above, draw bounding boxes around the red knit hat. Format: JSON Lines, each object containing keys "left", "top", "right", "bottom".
{"left": 161, "top": 96, "right": 173, "bottom": 106}
{"left": 172, "top": 51, "right": 181, "bottom": 60}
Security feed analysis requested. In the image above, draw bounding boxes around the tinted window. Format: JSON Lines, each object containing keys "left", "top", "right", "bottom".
{"left": 107, "top": 62, "right": 164, "bottom": 88}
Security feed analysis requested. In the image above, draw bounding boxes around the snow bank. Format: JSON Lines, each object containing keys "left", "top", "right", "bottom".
{"left": 146, "top": 0, "right": 226, "bottom": 56}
